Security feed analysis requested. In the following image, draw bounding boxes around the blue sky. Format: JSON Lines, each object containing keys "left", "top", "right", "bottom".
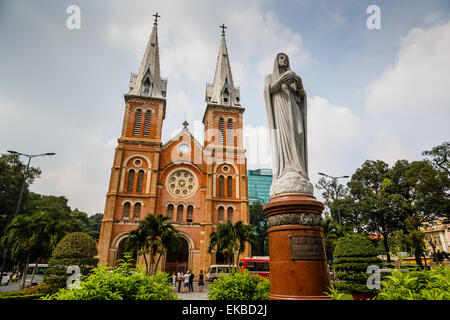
{"left": 0, "top": 0, "right": 449, "bottom": 214}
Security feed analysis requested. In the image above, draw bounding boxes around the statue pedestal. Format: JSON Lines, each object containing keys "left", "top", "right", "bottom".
{"left": 263, "top": 194, "right": 331, "bottom": 300}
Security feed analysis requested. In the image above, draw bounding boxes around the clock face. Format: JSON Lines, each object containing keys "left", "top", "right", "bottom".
{"left": 178, "top": 143, "right": 190, "bottom": 155}
{"left": 167, "top": 169, "right": 197, "bottom": 198}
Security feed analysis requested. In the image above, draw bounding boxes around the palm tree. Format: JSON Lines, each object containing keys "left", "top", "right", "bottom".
{"left": 125, "top": 214, "right": 178, "bottom": 275}
{"left": 208, "top": 220, "right": 255, "bottom": 266}
{"left": 1, "top": 212, "right": 50, "bottom": 289}
{"left": 208, "top": 220, "right": 238, "bottom": 265}
{"left": 234, "top": 221, "right": 256, "bottom": 267}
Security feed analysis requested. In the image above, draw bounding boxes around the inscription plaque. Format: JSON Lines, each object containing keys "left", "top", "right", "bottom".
{"left": 288, "top": 235, "right": 326, "bottom": 260}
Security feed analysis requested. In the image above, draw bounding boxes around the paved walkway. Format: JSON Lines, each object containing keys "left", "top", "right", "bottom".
{"left": 175, "top": 283, "right": 210, "bottom": 300}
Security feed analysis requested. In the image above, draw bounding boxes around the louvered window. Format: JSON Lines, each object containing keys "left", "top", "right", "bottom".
{"left": 219, "top": 117, "right": 225, "bottom": 144}
{"left": 218, "top": 207, "right": 224, "bottom": 223}
{"left": 227, "top": 207, "right": 233, "bottom": 221}
{"left": 143, "top": 110, "right": 151, "bottom": 137}
{"left": 167, "top": 204, "right": 174, "bottom": 220}
{"left": 187, "top": 205, "right": 193, "bottom": 222}
{"left": 127, "top": 170, "right": 135, "bottom": 192}
{"left": 136, "top": 170, "right": 144, "bottom": 192}
{"left": 123, "top": 202, "right": 131, "bottom": 219}
{"left": 177, "top": 205, "right": 184, "bottom": 221}
{"left": 227, "top": 176, "right": 233, "bottom": 197}
{"left": 227, "top": 119, "right": 233, "bottom": 145}
{"left": 133, "top": 109, "right": 142, "bottom": 136}
{"left": 133, "top": 203, "right": 141, "bottom": 220}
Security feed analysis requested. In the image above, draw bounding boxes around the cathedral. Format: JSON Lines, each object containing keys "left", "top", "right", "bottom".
{"left": 97, "top": 17, "right": 250, "bottom": 277}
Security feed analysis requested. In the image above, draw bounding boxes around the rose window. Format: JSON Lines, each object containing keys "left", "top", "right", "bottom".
{"left": 167, "top": 169, "right": 197, "bottom": 198}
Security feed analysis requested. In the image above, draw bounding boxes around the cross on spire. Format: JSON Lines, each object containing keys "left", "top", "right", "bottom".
{"left": 220, "top": 24, "right": 227, "bottom": 35}
{"left": 153, "top": 12, "right": 161, "bottom": 24}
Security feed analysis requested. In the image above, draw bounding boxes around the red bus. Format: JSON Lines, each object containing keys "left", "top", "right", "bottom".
{"left": 238, "top": 257, "right": 270, "bottom": 279}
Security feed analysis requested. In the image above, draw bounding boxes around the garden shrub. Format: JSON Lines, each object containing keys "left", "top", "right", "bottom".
{"left": 44, "top": 232, "right": 98, "bottom": 289}
{"left": 43, "top": 254, "right": 178, "bottom": 300}
{"left": 208, "top": 269, "right": 270, "bottom": 300}
{"left": 377, "top": 266, "right": 450, "bottom": 300}
{"left": 334, "top": 233, "right": 382, "bottom": 295}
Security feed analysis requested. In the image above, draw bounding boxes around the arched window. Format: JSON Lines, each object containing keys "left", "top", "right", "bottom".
{"left": 127, "top": 169, "right": 135, "bottom": 192}
{"left": 133, "top": 109, "right": 142, "bottom": 136}
{"left": 222, "top": 87, "right": 230, "bottom": 104}
{"left": 187, "top": 205, "right": 193, "bottom": 222}
{"left": 143, "top": 110, "right": 151, "bottom": 137}
{"left": 227, "top": 176, "right": 233, "bottom": 197}
{"left": 218, "top": 207, "right": 224, "bottom": 223}
{"left": 227, "top": 207, "right": 233, "bottom": 221}
{"left": 219, "top": 117, "right": 225, "bottom": 144}
{"left": 167, "top": 204, "right": 174, "bottom": 220}
{"left": 123, "top": 202, "right": 131, "bottom": 220}
{"left": 218, "top": 175, "right": 224, "bottom": 197}
{"left": 136, "top": 170, "right": 144, "bottom": 192}
{"left": 133, "top": 203, "right": 141, "bottom": 220}
{"left": 177, "top": 204, "right": 184, "bottom": 221}
{"left": 227, "top": 119, "right": 233, "bottom": 145}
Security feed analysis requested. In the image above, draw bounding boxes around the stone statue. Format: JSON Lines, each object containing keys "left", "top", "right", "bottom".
{"left": 264, "top": 53, "right": 313, "bottom": 197}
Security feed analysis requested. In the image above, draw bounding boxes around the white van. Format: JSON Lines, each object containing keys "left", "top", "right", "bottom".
{"left": 205, "top": 265, "right": 234, "bottom": 282}
{"left": 25, "top": 264, "right": 48, "bottom": 287}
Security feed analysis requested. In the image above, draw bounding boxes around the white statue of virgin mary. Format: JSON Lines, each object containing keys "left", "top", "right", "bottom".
{"left": 264, "top": 53, "right": 314, "bottom": 197}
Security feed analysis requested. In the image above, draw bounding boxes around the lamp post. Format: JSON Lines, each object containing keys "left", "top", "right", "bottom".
{"left": 318, "top": 172, "right": 349, "bottom": 225}
{"left": 0, "top": 150, "right": 55, "bottom": 283}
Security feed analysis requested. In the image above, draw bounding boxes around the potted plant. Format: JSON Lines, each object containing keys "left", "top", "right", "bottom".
{"left": 334, "top": 233, "right": 382, "bottom": 300}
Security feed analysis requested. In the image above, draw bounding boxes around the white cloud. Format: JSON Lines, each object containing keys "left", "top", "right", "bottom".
{"left": 366, "top": 132, "right": 415, "bottom": 166}
{"left": 366, "top": 21, "right": 450, "bottom": 116}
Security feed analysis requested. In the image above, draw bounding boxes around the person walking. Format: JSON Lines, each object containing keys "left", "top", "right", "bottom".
{"left": 189, "top": 271, "right": 195, "bottom": 292}
{"left": 183, "top": 270, "right": 191, "bottom": 293}
{"left": 177, "top": 271, "right": 183, "bottom": 293}
{"left": 198, "top": 270, "right": 204, "bottom": 292}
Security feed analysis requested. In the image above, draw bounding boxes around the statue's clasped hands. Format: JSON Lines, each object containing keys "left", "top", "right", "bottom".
{"left": 281, "top": 70, "right": 303, "bottom": 89}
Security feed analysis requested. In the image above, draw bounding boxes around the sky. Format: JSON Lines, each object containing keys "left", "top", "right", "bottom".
{"left": 0, "top": 0, "right": 449, "bottom": 215}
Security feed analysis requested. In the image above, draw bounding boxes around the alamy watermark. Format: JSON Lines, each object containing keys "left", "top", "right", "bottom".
{"left": 366, "top": 5, "right": 381, "bottom": 30}
{"left": 66, "top": 5, "right": 81, "bottom": 30}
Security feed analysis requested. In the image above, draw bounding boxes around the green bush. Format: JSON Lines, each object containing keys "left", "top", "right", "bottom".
{"left": 44, "top": 232, "right": 98, "bottom": 289}
{"left": 333, "top": 233, "right": 382, "bottom": 295}
{"left": 207, "top": 269, "right": 270, "bottom": 300}
{"left": 42, "top": 255, "right": 178, "bottom": 300}
{"left": 377, "top": 266, "right": 450, "bottom": 300}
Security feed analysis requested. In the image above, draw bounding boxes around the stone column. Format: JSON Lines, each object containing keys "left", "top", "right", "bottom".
{"left": 264, "top": 194, "right": 330, "bottom": 300}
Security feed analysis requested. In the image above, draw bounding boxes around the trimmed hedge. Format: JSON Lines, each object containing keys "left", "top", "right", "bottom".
{"left": 334, "top": 234, "right": 382, "bottom": 295}
{"left": 44, "top": 232, "right": 98, "bottom": 289}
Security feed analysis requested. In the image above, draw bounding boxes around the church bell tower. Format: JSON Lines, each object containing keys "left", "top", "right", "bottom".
{"left": 98, "top": 13, "right": 167, "bottom": 266}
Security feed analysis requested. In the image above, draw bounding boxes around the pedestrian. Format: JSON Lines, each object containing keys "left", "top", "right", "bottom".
{"left": 183, "top": 270, "right": 191, "bottom": 293}
{"left": 177, "top": 271, "right": 183, "bottom": 293}
{"left": 189, "top": 271, "right": 194, "bottom": 292}
{"left": 171, "top": 272, "right": 177, "bottom": 293}
{"left": 198, "top": 270, "right": 204, "bottom": 292}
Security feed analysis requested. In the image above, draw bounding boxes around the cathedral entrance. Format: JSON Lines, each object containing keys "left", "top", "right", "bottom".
{"left": 165, "top": 237, "right": 189, "bottom": 273}
{"left": 115, "top": 237, "right": 136, "bottom": 267}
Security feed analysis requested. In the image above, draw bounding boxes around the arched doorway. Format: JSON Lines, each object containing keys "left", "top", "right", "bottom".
{"left": 165, "top": 237, "right": 189, "bottom": 274}
{"left": 115, "top": 237, "right": 137, "bottom": 267}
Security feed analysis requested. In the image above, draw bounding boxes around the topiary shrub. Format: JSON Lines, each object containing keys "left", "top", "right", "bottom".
{"left": 42, "top": 254, "right": 178, "bottom": 300}
{"left": 44, "top": 232, "right": 98, "bottom": 290}
{"left": 207, "top": 269, "right": 270, "bottom": 300}
{"left": 333, "top": 233, "right": 382, "bottom": 299}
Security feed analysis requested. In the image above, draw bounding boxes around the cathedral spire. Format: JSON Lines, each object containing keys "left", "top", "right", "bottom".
{"left": 129, "top": 13, "right": 167, "bottom": 98}
{"left": 206, "top": 25, "right": 240, "bottom": 106}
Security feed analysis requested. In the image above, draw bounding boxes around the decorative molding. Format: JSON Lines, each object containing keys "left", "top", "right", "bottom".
{"left": 267, "top": 213, "right": 322, "bottom": 228}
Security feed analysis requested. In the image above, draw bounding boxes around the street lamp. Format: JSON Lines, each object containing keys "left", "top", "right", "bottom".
{"left": 0, "top": 150, "right": 55, "bottom": 283}
{"left": 318, "top": 172, "right": 349, "bottom": 225}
